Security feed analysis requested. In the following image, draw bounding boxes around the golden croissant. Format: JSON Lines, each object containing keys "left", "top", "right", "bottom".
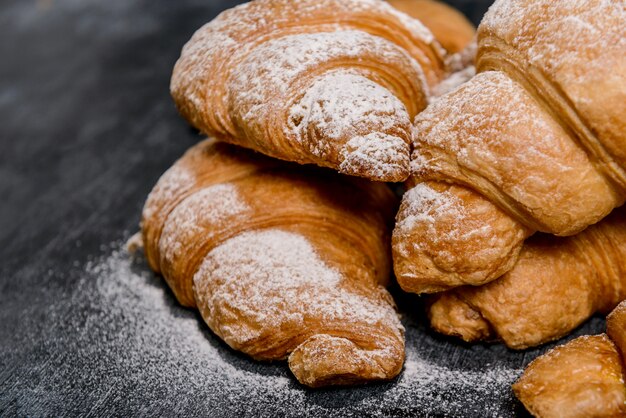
{"left": 170, "top": 0, "right": 451, "bottom": 182}
{"left": 513, "top": 301, "right": 626, "bottom": 417}
{"left": 393, "top": 0, "right": 626, "bottom": 293}
{"left": 141, "top": 139, "right": 404, "bottom": 387}
{"left": 427, "top": 207, "right": 626, "bottom": 349}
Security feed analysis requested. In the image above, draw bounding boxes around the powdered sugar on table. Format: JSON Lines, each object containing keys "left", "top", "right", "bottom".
{"left": 83, "top": 240, "right": 523, "bottom": 416}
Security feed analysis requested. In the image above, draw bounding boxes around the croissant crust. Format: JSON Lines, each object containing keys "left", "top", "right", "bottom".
{"left": 394, "top": 0, "right": 626, "bottom": 294}
{"left": 171, "top": 0, "right": 448, "bottom": 182}
{"left": 513, "top": 302, "right": 626, "bottom": 417}
{"left": 141, "top": 139, "right": 405, "bottom": 387}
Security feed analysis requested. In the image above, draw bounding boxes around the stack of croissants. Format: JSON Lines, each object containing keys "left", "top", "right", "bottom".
{"left": 136, "top": 0, "right": 626, "bottom": 415}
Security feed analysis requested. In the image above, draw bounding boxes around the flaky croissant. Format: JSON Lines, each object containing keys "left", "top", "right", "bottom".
{"left": 141, "top": 139, "right": 405, "bottom": 387}
{"left": 513, "top": 301, "right": 626, "bottom": 418}
{"left": 393, "top": 0, "right": 626, "bottom": 292}
{"left": 171, "top": 0, "right": 449, "bottom": 182}
{"left": 427, "top": 207, "right": 626, "bottom": 350}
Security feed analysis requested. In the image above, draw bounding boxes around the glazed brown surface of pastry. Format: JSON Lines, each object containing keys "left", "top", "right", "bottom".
{"left": 171, "top": 0, "right": 450, "bottom": 182}
{"left": 427, "top": 208, "right": 626, "bottom": 349}
{"left": 394, "top": 0, "right": 626, "bottom": 293}
{"left": 513, "top": 301, "right": 626, "bottom": 418}
{"left": 141, "top": 139, "right": 404, "bottom": 387}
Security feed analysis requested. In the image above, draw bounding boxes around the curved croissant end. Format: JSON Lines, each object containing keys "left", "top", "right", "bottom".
{"left": 606, "top": 301, "right": 626, "bottom": 362}
{"left": 171, "top": 0, "right": 448, "bottom": 182}
{"left": 396, "top": 0, "right": 626, "bottom": 292}
{"left": 513, "top": 302, "right": 626, "bottom": 417}
{"left": 288, "top": 333, "right": 403, "bottom": 388}
{"left": 141, "top": 139, "right": 405, "bottom": 387}
{"left": 428, "top": 208, "right": 626, "bottom": 350}
{"left": 393, "top": 181, "right": 531, "bottom": 293}
{"left": 514, "top": 335, "right": 626, "bottom": 418}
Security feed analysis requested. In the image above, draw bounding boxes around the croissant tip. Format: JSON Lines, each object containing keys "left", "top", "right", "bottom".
{"left": 338, "top": 133, "right": 410, "bottom": 182}
{"left": 288, "top": 334, "right": 402, "bottom": 388}
{"left": 427, "top": 293, "right": 492, "bottom": 343}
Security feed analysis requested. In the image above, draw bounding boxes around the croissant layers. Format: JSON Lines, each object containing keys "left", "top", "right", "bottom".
{"left": 427, "top": 207, "right": 626, "bottom": 349}
{"left": 141, "top": 139, "right": 405, "bottom": 387}
{"left": 513, "top": 301, "right": 626, "bottom": 417}
{"left": 393, "top": 0, "right": 626, "bottom": 293}
{"left": 171, "top": 0, "right": 451, "bottom": 182}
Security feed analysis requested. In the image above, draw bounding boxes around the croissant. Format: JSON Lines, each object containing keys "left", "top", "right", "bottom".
{"left": 427, "top": 207, "right": 626, "bottom": 349}
{"left": 512, "top": 301, "right": 626, "bottom": 417}
{"left": 393, "top": 0, "right": 626, "bottom": 292}
{"left": 141, "top": 139, "right": 404, "bottom": 387}
{"left": 170, "top": 0, "right": 450, "bottom": 182}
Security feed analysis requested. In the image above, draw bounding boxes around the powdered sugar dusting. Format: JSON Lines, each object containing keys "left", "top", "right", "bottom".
{"left": 159, "top": 183, "right": 249, "bottom": 270}
{"left": 481, "top": 0, "right": 625, "bottom": 86}
{"left": 393, "top": 182, "right": 530, "bottom": 289}
{"left": 231, "top": 30, "right": 427, "bottom": 108}
{"left": 288, "top": 70, "right": 409, "bottom": 143}
{"left": 339, "top": 132, "right": 409, "bottom": 178}
{"left": 397, "top": 353, "right": 520, "bottom": 415}
{"left": 411, "top": 70, "right": 616, "bottom": 227}
{"left": 446, "top": 40, "right": 476, "bottom": 73}
{"left": 412, "top": 71, "right": 560, "bottom": 182}
{"left": 173, "top": 0, "right": 440, "bottom": 119}
{"left": 142, "top": 164, "right": 194, "bottom": 221}
{"left": 82, "top": 241, "right": 522, "bottom": 416}
{"left": 478, "top": 0, "right": 626, "bottom": 174}
{"left": 84, "top": 244, "right": 294, "bottom": 409}
{"left": 339, "top": 132, "right": 409, "bottom": 180}
{"left": 394, "top": 183, "right": 499, "bottom": 264}
{"left": 211, "top": 0, "right": 437, "bottom": 50}
{"left": 362, "top": 0, "right": 435, "bottom": 45}
{"left": 172, "top": 30, "right": 237, "bottom": 112}
{"left": 396, "top": 183, "right": 466, "bottom": 244}
{"left": 171, "top": 0, "right": 444, "bottom": 180}
{"left": 230, "top": 30, "right": 421, "bottom": 174}
{"left": 285, "top": 69, "right": 411, "bottom": 177}
{"left": 432, "top": 40, "right": 476, "bottom": 98}
{"left": 194, "top": 229, "right": 401, "bottom": 348}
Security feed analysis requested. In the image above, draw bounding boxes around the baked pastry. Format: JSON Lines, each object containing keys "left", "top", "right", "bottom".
{"left": 393, "top": 0, "right": 626, "bottom": 292}
{"left": 171, "top": 0, "right": 450, "bottom": 182}
{"left": 141, "top": 139, "right": 404, "bottom": 387}
{"left": 387, "top": 0, "right": 474, "bottom": 54}
{"left": 513, "top": 301, "right": 626, "bottom": 417}
{"left": 427, "top": 207, "right": 626, "bottom": 349}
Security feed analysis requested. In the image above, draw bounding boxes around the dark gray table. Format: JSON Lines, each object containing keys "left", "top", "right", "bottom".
{"left": 0, "top": 1, "right": 605, "bottom": 416}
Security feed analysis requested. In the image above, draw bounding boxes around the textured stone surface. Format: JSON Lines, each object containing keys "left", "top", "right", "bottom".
{"left": 0, "top": 0, "right": 604, "bottom": 416}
